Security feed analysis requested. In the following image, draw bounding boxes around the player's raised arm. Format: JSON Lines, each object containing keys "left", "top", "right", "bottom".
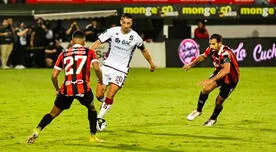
{"left": 141, "top": 48, "right": 156, "bottom": 72}
{"left": 90, "top": 39, "right": 102, "bottom": 50}
{"left": 182, "top": 54, "right": 207, "bottom": 71}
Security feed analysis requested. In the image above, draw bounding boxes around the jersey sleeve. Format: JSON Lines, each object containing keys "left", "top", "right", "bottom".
{"left": 203, "top": 47, "right": 212, "bottom": 57}
{"left": 221, "top": 50, "right": 231, "bottom": 64}
{"left": 54, "top": 53, "right": 64, "bottom": 71}
{"left": 136, "top": 35, "right": 145, "bottom": 51}
{"left": 98, "top": 28, "right": 112, "bottom": 43}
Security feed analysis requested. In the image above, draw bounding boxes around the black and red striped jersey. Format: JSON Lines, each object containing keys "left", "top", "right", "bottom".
{"left": 204, "top": 45, "right": 240, "bottom": 84}
{"left": 54, "top": 44, "right": 99, "bottom": 96}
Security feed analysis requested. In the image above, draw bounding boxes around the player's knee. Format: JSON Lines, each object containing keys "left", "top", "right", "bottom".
{"left": 202, "top": 88, "right": 211, "bottom": 94}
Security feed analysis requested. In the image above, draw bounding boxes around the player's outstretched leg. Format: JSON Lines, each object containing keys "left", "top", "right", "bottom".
{"left": 204, "top": 96, "right": 224, "bottom": 126}
{"left": 27, "top": 106, "right": 61, "bottom": 143}
{"left": 26, "top": 113, "right": 54, "bottom": 143}
{"left": 98, "top": 83, "right": 119, "bottom": 117}
{"left": 187, "top": 92, "right": 209, "bottom": 121}
{"left": 203, "top": 104, "right": 222, "bottom": 126}
{"left": 87, "top": 105, "right": 103, "bottom": 143}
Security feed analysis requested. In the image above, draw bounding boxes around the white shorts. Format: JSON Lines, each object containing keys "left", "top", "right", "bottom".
{"left": 102, "top": 65, "right": 127, "bottom": 87}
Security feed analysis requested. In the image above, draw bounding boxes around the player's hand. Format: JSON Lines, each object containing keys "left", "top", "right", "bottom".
{"left": 182, "top": 64, "right": 192, "bottom": 71}
{"left": 96, "top": 82, "right": 106, "bottom": 96}
{"left": 149, "top": 64, "right": 156, "bottom": 72}
{"left": 55, "top": 89, "right": 60, "bottom": 95}
{"left": 198, "top": 79, "right": 213, "bottom": 87}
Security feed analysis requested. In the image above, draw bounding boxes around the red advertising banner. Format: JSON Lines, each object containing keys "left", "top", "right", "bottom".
{"left": 26, "top": 0, "right": 255, "bottom": 4}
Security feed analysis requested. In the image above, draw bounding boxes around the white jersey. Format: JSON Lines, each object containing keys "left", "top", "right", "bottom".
{"left": 98, "top": 26, "right": 144, "bottom": 74}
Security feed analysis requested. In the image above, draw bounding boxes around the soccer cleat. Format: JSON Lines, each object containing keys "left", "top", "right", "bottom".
{"left": 89, "top": 135, "right": 104, "bottom": 143}
{"left": 26, "top": 128, "right": 41, "bottom": 144}
{"left": 203, "top": 119, "right": 217, "bottom": 126}
{"left": 186, "top": 110, "right": 202, "bottom": 121}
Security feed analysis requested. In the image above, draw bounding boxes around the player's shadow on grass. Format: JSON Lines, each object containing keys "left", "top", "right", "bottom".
{"left": 65, "top": 142, "right": 183, "bottom": 152}
{"left": 124, "top": 130, "right": 242, "bottom": 141}
{"left": 218, "top": 119, "right": 276, "bottom": 133}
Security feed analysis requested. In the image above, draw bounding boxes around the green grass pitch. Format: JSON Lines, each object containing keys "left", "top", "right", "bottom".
{"left": 0, "top": 68, "right": 275, "bottom": 152}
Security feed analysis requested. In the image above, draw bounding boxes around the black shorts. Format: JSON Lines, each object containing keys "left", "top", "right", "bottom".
{"left": 218, "top": 82, "right": 238, "bottom": 99}
{"left": 209, "top": 71, "right": 238, "bottom": 99}
{"left": 54, "top": 90, "right": 94, "bottom": 110}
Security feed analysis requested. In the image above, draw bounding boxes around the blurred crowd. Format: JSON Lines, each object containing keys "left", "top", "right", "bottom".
{"left": 0, "top": 17, "right": 114, "bottom": 69}
{"left": 0, "top": 17, "right": 157, "bottom": 69}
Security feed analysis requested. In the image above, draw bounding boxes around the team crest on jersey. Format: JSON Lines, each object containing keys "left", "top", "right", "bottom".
{"left": 178, "top": 39, "right": 200, "bottom": 65}
{"left": 115, "top": 38, "right": 120, "bottom": 43}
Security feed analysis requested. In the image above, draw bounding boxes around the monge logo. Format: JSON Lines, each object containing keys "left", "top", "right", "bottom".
{"left": 178, "top": 39, "right": 200, "bottom": 65}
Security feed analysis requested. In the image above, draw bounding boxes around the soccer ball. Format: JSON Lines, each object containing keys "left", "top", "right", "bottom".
{"left": 96, "top": 118, "right": 107, "bottom": 131}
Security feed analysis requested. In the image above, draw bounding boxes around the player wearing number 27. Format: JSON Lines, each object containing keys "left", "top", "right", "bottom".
{"left": 90, "top": 13, "right": 156, "bottom": 129}
{"left": 27, "top": 31, "right": 103, "bottom": 143}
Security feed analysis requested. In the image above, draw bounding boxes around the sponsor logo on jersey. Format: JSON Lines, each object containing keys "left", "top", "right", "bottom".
{"left": 115, "top": 37, "right": 131, "bottom": 46}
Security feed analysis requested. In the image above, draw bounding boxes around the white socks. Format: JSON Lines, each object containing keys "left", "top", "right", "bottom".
{"left": 97, "top": 102, "right": 112, "bottom": 119}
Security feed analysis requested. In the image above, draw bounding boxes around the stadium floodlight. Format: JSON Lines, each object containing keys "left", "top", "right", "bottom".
{"left": 33, "top": 10, "right": 117, "bottom": 21}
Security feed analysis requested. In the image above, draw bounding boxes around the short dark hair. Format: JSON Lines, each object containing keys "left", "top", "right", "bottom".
{"left": 121, "top": 13, "right": 133, "bottom": 20}
{"left": 72, "top": 30, "right": 85, "bottom": 39}
{"left": 210, "top": 33, "right": 222, "bottom": 43}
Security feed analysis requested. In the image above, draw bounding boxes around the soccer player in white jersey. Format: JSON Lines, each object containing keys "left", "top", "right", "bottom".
{"left": 90, "top": 13, "right": 156, "bottom": 130}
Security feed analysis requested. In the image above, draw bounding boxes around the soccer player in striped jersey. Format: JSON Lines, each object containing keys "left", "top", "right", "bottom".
{"left": 27, "top": 31, "right": 103, "bottom": 143}
{"left": 183, "top": 33, "right": 240, "bottom": 126}
{"left": 90, "top": 13, "right": 156, "bottom": 130}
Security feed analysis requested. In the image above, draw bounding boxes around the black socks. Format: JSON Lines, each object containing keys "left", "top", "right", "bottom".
{"left": 37, "top": 113, "right": 54, "bottom": 130}
{"left": 197, "top": 92, "right": 209, "bottom": 112}
{"left": 88, "top": 109, "right": 97, "bottom": 135}
{"left": 210, "top": 104, "right": 223, "bottom": 120}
